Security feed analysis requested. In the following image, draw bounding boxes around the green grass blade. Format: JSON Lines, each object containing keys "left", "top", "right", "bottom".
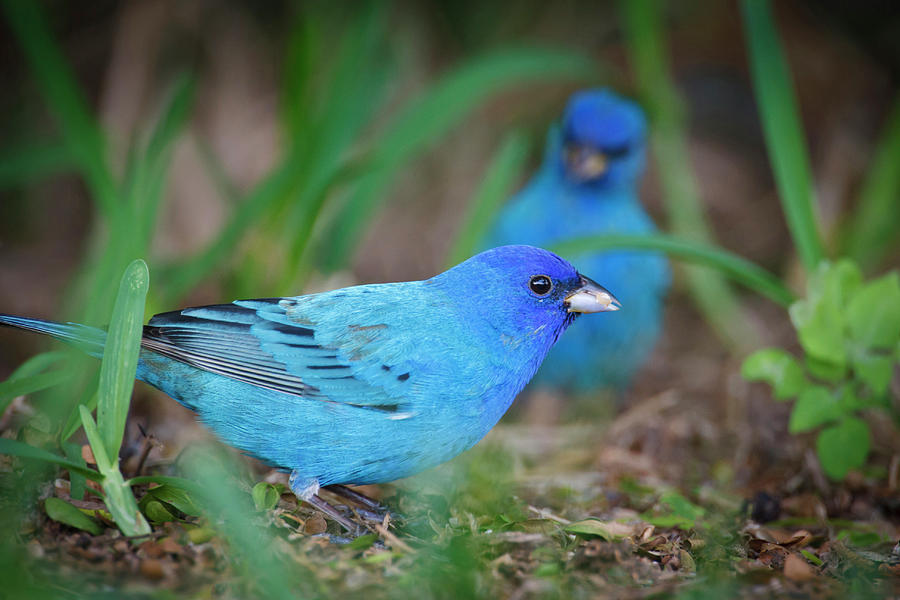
{"left": 621, "top": 0, "right": 761, "bottom": 349}
{"left": 0, "top": 141, "right": 75, "bottom": 188}
{"left": 0, "top": 369, "right": 72, "bottom": 416}
{"left": 1, "top": 0, "right": 117, "bottom": 216}
{"left": 741, "top": 0, "right": 825, "bottom": 270}
{"left": 79, "top": 405, "right": 151, "bottom": 536}
{"left": 126, "top": 475, "right": 205, "bottom": 496}
{"left": 842, "top": 95, "right": 900, "bottom": 269}
{"left": 316, "top": 46, "right": 598, "bottom": 272}
{"left": 446, "top": 131, "right": 530, "bottom": 267}
{"left": 278, "top": 3, "right": 393, "bottom": 289}
{"left": 553, "top": 233, "right": 794, "bottom": 307}
{"left": 180, "top": 444, "right": 308, "bottom": 597}
{"left": 129, "top": 75, "right": 196, "bottom": 255}
{"left": 0, "top": 350, "right": 71, "bottom": 416}
{"left": 60, "top": 366, "right": 100, "bottom": 442}
{"left": 61, "top": 442, "right": 87, "bottom": 500}
{"left": 0, "top": 438, "right": 102, "bottom": 481}
{"left": 2, "top": 350, "right": 67, "bottom": 380}
{"left": 160, "top": 159, "right": 298, "bottom": 304}
{"left": 96, "top": 259, "right": 149, "bottom": 460}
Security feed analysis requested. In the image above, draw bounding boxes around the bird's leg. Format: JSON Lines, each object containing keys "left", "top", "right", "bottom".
{"left": 324, "top": 484, "right": 385, "bottom": 512}
{"left": 305, "top": 494, "right": 361, "bottom": 535}
{"left": 324, "top": 485, "right": 402, "bottom": 524}
{"left": 289, "top": 471, "right": 360, "bottom": 534}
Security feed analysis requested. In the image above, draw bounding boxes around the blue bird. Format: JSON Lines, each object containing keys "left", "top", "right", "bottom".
{"left": 0, "top": 245, "right": 620, "bottom": 529}
{"left": 482, "top": 89, "right": 670, "bottom": 393}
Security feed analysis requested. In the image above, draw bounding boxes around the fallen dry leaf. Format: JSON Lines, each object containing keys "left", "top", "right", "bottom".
{"left": 304, "top": 514, "right": 327, "bottom": 535}
{"left": 783, "top": 553, "right": 816, "bottom": 582}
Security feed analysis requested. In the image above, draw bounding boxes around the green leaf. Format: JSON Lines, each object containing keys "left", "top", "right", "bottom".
{"left": 251, "top": 482, "right": 281, "bottom": 512}
{"left": 790, "top": 297, "right": 846, "bottom": 369}
{"left": 818, "top": 259, "right": 863, "bottom": 307}
{"left": 804, "top": 355, "right": 846, "bottom": 383}
{"left": 346, "top": 533, "right": 378, "bottom": 551}
{"left": 816, "top": 417, "right": 871, "bottom": 480}
{"left": 847, "top": 272, "right": 900, "bottom": 350}
{"left": 800, "top": 549, "right": 823, "bottom": 566}
{"left": 44, "top": 497, "right": 103, "bottom": 535}
{"left": 740, "top": 0, "right": 825, "bottom": 269}
{"left": 564, "top": 519, "right": 628, "bottom": 541}
{"left": 146, "top": 484, "right": 203, "bottom": 517}
{"left": 742, "top": 348, "right": 807, "bottom": 400}
{"left": 789, "top": 385, "right": 842, "bottom": 433}
{"left": 96, "top": 259, "right": 149, "bottom": 460}
{"left": 139, "top": 498, "right": 177, "bottom": 523}
{"left": 660, "top": 491, "right": 705, "bottom": 525}
{"left": 853, "top": 353, "right": 894, "bottom": 397}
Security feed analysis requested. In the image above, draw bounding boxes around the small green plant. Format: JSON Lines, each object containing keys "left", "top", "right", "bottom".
{"left": 743, "top": 260, "right": 900, "bottom": 480}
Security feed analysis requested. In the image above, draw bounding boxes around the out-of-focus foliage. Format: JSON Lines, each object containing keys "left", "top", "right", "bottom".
{"left": 744, "top": 261, "right": 900, "bottom": 479}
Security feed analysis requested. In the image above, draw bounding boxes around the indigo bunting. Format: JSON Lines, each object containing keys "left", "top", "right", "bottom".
{"left": 483, "top": 90, "right": 670, "bottom": 392}
{"left": 1, "top": 245, "right": 619, "bottom": 529}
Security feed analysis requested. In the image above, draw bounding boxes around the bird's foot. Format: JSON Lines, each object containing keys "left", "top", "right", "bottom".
{"left": 324, "top": 484, "right": 402, "bottom": 524}
{"left": 289, "top": 472, "right": 397, "bottom": 536}
{"left": 288, "top": 471, "right": 358, "bottom": 534}
{"left": 304, "top": 494, "right": 364, "bottom": 535}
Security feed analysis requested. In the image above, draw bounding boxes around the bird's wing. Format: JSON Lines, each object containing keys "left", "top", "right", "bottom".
{"left": 141, "top": 290, "right": 422, "bottom": 411}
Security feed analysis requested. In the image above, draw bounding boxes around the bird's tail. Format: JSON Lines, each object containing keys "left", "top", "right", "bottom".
{"left": 0, "top": 314, "right": 107, "bottom": 358}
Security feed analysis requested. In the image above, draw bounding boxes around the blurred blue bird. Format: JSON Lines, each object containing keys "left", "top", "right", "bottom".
{"left": 0, "top": 246, "right": 620, "bottom": 529}
{"left": 483, "top": 89, "right": 670, "bottom": 393}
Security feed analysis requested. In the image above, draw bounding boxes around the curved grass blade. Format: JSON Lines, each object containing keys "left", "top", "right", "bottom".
{"left": 0, "top": 0, "right": 117, "bottom": 216}
{"left": 0, "top": 438, "right": 101, "bottom": 481}
{"left": 180, "top": 444, "right": 309, "bottom": 597}
{"left": 553, "top": 233, "right": 794, "bottom": 307}
{"left": 0, "top": 369, "right": 71, "bottom": 416}
{"left": 96, "top": 259, "right": 149, "bottom": 460}
{"left": 741, "top": 0, "right": 825, "bottom": 270}
{"left": 316, "top": 46, "right": 598, "bottom": 272}
{"left": 842, "top": 95, "right": 900, "bottom": 270}
{"left": 621, "top": 0, "right": 760, "bottom": 349}
{"left": 0, "top": 141, "right": 75, "bottom": 189}
{"left": 61, "top": 441, "right": 87, "bottom": 500}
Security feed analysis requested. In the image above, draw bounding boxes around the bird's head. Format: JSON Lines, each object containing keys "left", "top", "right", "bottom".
{"left": 558, "top": 89, "right": 646, "bottom": 187}
{"left": 433, "top": 245, "right": 620, "bottom": 347}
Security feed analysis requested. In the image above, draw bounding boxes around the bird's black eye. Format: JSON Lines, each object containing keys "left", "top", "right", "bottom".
{"left": 529, "top": 275, "right": 553, "bottom": 296}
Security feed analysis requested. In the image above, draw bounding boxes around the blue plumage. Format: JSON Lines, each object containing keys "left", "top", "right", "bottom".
{"left": 0, "top": 245, "right": 620, "bottom": 517}
{"left": 483, "top": 90, "right": 670, "bottom": 391}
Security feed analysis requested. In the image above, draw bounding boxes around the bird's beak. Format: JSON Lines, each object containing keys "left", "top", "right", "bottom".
{"left": 564, "top": 275, "right": 621, "bottom": 313}
{"left": 565, "top": 145, "right": 608, "bottom": 180}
